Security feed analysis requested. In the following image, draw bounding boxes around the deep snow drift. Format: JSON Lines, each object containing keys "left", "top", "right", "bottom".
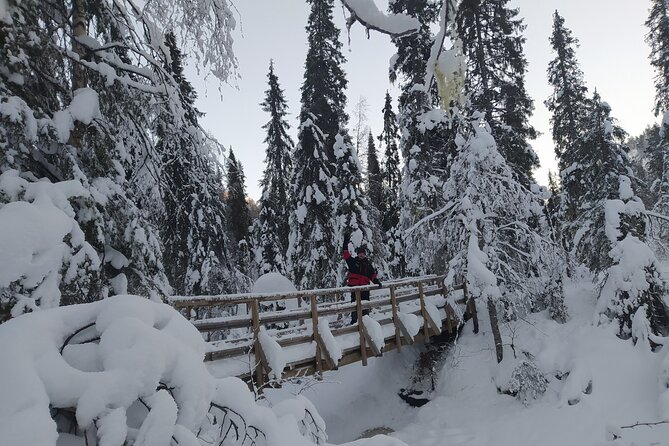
{"left": 0, "top": 295, "right": 405, "bottom": 446}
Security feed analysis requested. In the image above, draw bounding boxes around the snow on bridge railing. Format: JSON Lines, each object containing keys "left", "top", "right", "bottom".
{"left": 169, "top": 275, "right": 479, "bottom": 388}
{"left": 168, "top": 274, "right": 442, "bottom": 307}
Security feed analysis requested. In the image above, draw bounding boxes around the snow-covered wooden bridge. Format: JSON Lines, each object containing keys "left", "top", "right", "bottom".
{"left": 170, "top": 276, "right": 478, "bottom": 388}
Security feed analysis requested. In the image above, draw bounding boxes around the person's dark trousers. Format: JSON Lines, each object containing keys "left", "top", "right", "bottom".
{"left": 350, "top": 290, "right": 371, "bottom": 324}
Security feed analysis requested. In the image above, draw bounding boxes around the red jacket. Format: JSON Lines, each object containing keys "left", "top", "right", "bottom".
{"left": 343, "top": 250, "right": 378, "bottom": 286}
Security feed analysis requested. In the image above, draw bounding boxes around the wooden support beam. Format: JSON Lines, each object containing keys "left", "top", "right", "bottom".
{"left": 310, "top": 295, "right": 323, "bottom": 374}
{"left": 355, "top": 290, "right": 367, "bottom": 366}
{"left": 361, "top": 319, "right": 382, "bottom": 357}
{"left": 464, "top": 282, "right": 479, "bottom": 334}
{"left": 440, "top": 282, "right": 454, "bottom": 333}
{"left": 423, "top": 303, "right": 442, "bottom": 336}
{"left": 396, "top": 312, "right": 415, "bottom": 344}
{"left": 418, "top": 282, "right": 430, "bottom": 342}
{"left": 389, "top": 286, "right": 402, "bottom": 352}
{"left": 251, "top": 300, "right": 266, "bottom": 390}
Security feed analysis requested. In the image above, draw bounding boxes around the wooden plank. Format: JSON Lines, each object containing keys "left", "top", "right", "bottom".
{"left": 355, "top": 290, "right": 367, "bottom": 366}
{"left": 389, "top": 286, "right": 402, "bottom": 352}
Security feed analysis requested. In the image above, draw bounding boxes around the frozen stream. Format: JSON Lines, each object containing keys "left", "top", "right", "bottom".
{"left": 264, "top": 346, "right": 422, "bottom": 443}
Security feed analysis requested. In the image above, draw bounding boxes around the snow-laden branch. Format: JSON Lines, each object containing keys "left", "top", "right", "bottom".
{"left": 404, "top": 200, "right": 457, "bottom": 237}
{"left": 647, "top": 210, "right": 669, "bottom": 222}
{"left": 340, "top": 0, "right": 420, "bottom": 37}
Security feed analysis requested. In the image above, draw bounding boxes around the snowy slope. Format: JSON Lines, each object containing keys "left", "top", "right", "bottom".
{"left": 394, "top": 279, "right": 669, "bottom": 446}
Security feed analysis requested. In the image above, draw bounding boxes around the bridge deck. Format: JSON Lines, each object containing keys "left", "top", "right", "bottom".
{"left": 170, "top": 276, "right": 479, "bottom": 387}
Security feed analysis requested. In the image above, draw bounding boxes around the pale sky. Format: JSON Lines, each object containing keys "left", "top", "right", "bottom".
{"left": 193, "top": 0, "right": 658, "bottom": 201}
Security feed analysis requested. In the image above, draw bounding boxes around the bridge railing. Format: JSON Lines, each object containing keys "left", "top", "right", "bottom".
{"left": 169, "top": 275, "right": 478, "bottom": 387}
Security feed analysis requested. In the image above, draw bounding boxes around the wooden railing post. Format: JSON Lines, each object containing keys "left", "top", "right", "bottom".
{"left": 355, "top": 289, "right": 368, "bottom": 366}
{"left": 185, "top": 306, "right": 193, "bottom": 321}
{"left": 389, "top": 286, "right": 402, "bottom": 351}
{"left": 251, "top": 299, "right": 265, "bottom": 390}
{"left": 464, "top": 282, "right": 479, "bottom": 334}
{"left": 310, "top": 294, "right": 323, "bottom": 374}
{"left": 441, "top": 282, "right": 454, "bottom": 333}
{"left": 418, "top": 281, "right": 430, "bottom": 341}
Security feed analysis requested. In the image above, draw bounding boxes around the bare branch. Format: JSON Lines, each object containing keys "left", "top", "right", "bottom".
{"left": 620, "top": 420, "right": 669, "bottom": 429}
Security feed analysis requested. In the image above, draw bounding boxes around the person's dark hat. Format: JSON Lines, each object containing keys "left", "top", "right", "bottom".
{"left": 355, "top": 246, "right": 367, "bottom": 254}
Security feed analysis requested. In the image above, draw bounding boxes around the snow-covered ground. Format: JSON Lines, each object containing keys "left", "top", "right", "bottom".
{"left": 268, "top": 276, "right": 669, "bottom": 445}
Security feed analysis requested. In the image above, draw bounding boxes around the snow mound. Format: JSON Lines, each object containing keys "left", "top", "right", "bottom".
{"left": 252, "top": 273, "right": 297, "bottom": 294}
{"left": 0, "top": 295, "right": 361, "bottom": 446}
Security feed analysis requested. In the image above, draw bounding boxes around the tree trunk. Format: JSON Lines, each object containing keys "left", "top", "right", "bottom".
{"left": 487, "top": 297, "right": 503, "bottom": 363}
{"left": 69, "top": 0, "right": 88, "bottom": 148}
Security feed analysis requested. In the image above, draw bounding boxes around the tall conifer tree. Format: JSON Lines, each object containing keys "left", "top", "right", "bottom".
{"left": 378, "top": 92, "right": 404, "bottom": 276}
{"left": 288, "top": 0, "right": 347, "bottom": 289}
{"left": 255, "top": 61, "right": 294, "bottom": 275}
{"left": 545, "top": 11, "right": 589, "bottom": 251}
{"left": 390, "top": 0, "right": 452, "bottom": 274}
{"left": 647, "top": 0, "right": 669, "bottom": 116}
{"left": 456, "top": 0, "right": 538, "bottom": 184}
{"left": 545, "top": 11, "right": 588, "bottom": 160}
{"left": 158, "top": 32, "right": 233, "bottom": 295}
{"left": 366, "top": 132, "right": 383, "bottom": 208}
{"left": 646, "top": 0, "right": 669, "bottom": 247}
{"left": 225, "top": 149, "right": 252, "bottom": 274}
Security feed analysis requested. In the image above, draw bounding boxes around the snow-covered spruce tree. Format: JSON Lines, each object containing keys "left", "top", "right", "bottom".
{"left": 390, "top": 0, "right": 454, "bottom": 275}
{"left": 225, "top": 149, "right": 253, "bottom": 276}
{"left": 545, "top": 10, "right": 589, "bottom": 252}
{"left": 546, "top": 11, "right": 589, "bottom": 162}
{"left": 645, "top": 2, "right": 669, "bottom": 255}
{"left": 378, "top": 92, "right": 405, "bottom": 277}
{"left": 255, "top": 61, "right": 294, "bottom": 276}
{"left": 648, "top": 137, "right": 669, "bottom": 249}
{"left": 367, "top": 131, "right": 383, "bottom": 210}
{"left": 456, "top": 0, "right": 538, "bottom": 185}
{"left": 626, "top": 126, "right": 669, "bottom": 256}
{"left": 647, "top": 0, "right": 669, "bottom": 117}
{"left": 436, "top": 112, "right": 566, "bottom": 362}
{"left": 559, "top": 93, "right": 669, "bottom": 337}
{"left": 364, "top": 130, "right": 390, "bottom": 275}
{"left": 1, "top": 1, "right": 237, "bottom": 315}
{"left": 545, "top": 171, "right": 561, "bottom": 235}
{"left": 626, "top": 126, "right": 660, "bottom": 209}
{"left": 156, "top": 32, "right": 235, "bottom": 296}
{"left": 287, "top": 0, "right": 347, "bottom": 289}
{"left": 333, "top": 132, "right": 388, "bottom": 280}
{"left": 565, "top": 94, "right": 633, "bottom": 272}
{"left": 1, "top": 1, "right": 234, "bottom": 316}
{"left": 598, "top": 175, "right": 669, "bottom": 339}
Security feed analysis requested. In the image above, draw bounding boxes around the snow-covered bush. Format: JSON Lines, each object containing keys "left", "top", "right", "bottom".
{"left": 504, "top": 360, "right": 548, "bottom": 406}
{"left": 0, "top": 169, "right": 100, "bottom": 320}
{"left": 0, "top": 295, "right": 336, "bottom": 446}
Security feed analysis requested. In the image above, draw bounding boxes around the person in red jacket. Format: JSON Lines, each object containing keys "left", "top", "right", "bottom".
{"left": 343, "top": 239, "right": 381, "bottom": 324}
